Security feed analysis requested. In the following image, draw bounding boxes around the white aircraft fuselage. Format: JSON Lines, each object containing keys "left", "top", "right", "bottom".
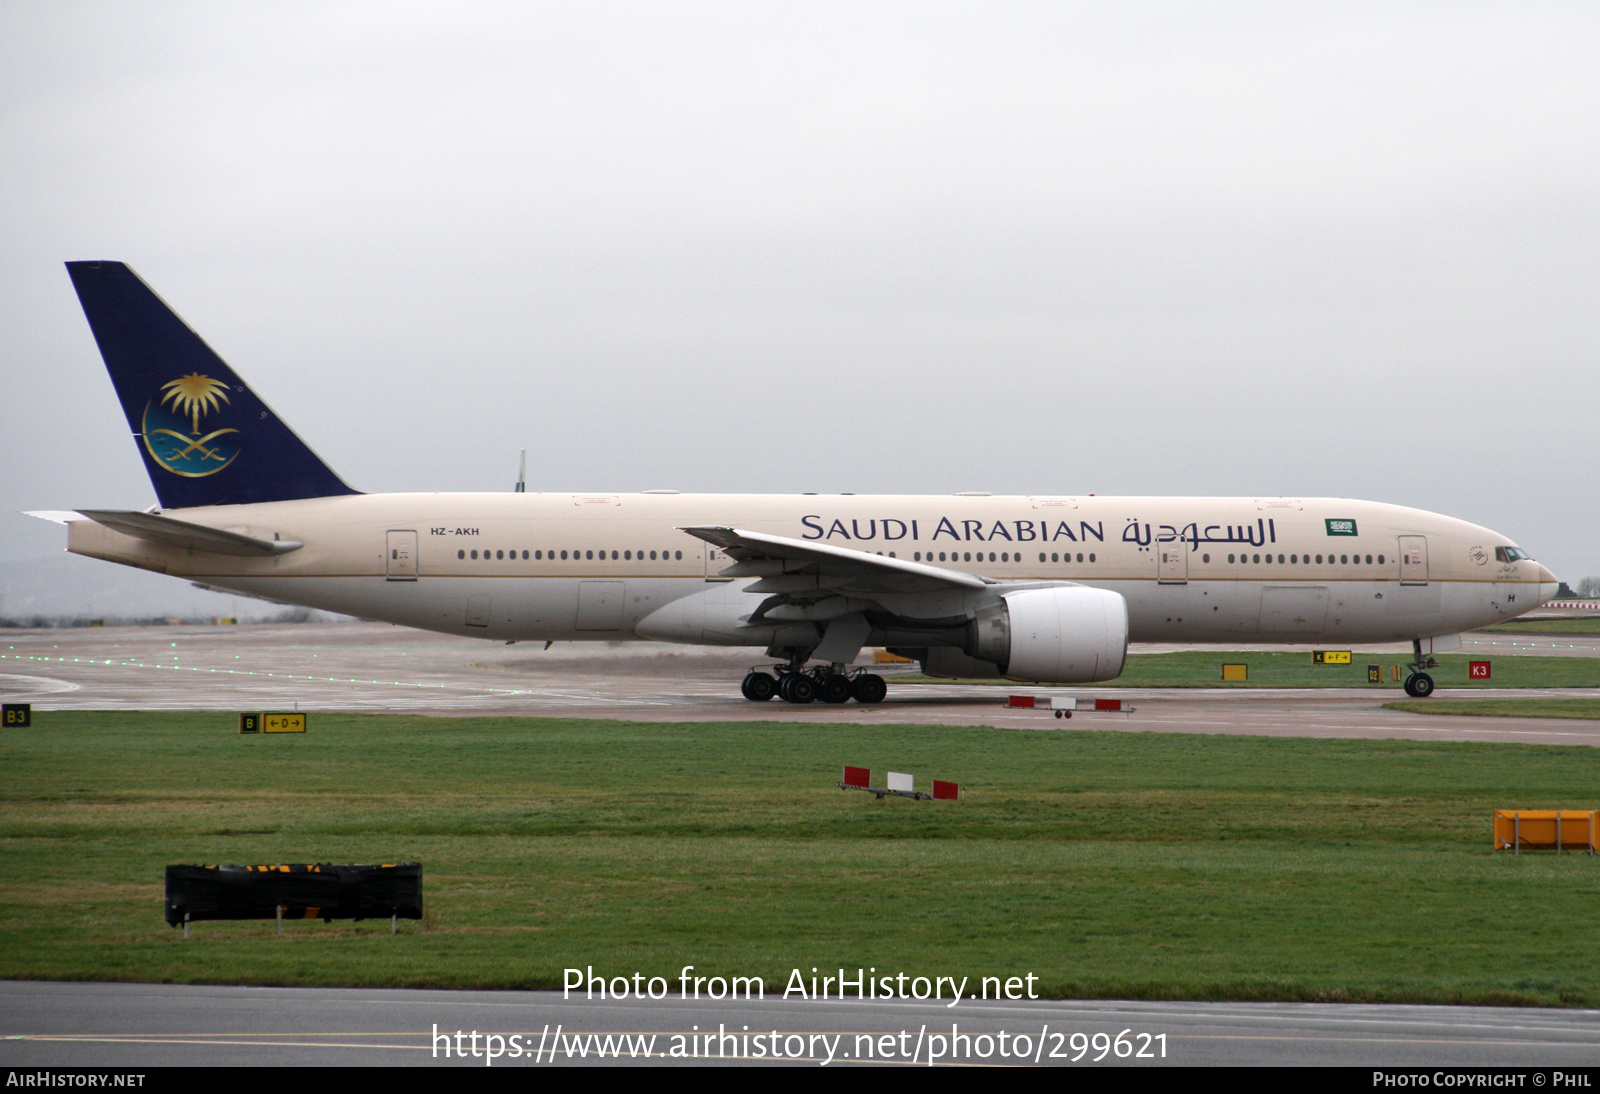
{"left": 65, "top": 490, "right": 1557, "bottom": 647}
{"left": 49, "top": 260, "right": 1560, "bottom": 700}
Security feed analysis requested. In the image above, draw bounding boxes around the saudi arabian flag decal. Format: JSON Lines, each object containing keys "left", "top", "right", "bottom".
{"left": 1325, "top": 518, "right": 1358, "bottom": 536}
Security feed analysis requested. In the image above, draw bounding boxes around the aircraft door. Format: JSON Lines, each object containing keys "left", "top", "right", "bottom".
{"left": 1157, "top": 541, "right": 1188, "bottom": 585}
{"left": 1398, "top": 536, "right": 1428, "bottom": 585}
{"left": 386, "top": 530, "right": 418, "bottom": 581}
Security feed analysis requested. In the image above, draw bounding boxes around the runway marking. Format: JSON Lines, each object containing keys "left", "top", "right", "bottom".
{"left": 0, "top": 673, "right": 80, "bottom": 695}
{"left": 0, "top": 653, "right": 663, "bottom": 705}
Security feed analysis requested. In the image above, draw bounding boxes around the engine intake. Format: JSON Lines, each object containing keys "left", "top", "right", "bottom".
{"left": 967, "top": 586, "right": 1128, "bottom": 683}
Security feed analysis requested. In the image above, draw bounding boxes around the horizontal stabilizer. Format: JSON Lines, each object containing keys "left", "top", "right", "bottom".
{"left": 76, "top": 509, "right": 302, "bottom": 557}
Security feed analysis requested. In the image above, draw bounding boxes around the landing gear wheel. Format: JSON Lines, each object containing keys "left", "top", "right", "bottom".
{"left": 1403, "top": 672, "right": 1435, "bottom": 698}
{"left": 818, "top": 674, "right": 852, "bottom": 704}
{"left": 850, "top": 673, "right": 888, "bottom": 704}
{"left": 741, "top": 671, "right": 777, "bottom": 702}
{"left": 780, "top": 673, "right": 817, "bottom": 704}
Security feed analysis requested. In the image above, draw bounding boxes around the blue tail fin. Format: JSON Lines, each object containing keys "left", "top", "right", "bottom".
{"left": 66, "top": 261, "right": 359, "bottom": 509}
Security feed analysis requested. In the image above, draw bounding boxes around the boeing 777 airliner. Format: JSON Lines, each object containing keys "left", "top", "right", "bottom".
{"left": 32, "top": 262, "right": 1560, "bottom": 704}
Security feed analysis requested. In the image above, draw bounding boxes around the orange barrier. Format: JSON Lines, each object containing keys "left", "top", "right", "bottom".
{"left": 1493, "top": 810, "right": 1599, "bottom": 853}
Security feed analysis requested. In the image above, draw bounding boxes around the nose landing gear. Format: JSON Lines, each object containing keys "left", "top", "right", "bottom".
{"left": 1403, "top": 672, "right": 1435, "bottom": 698}
{"left": 1403, "top": 638, "right": 1438, "bottom": 698}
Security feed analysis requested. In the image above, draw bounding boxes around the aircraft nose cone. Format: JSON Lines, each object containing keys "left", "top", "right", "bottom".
{"left": 1537, "top": 565, "right": 1560, "bottom": 604}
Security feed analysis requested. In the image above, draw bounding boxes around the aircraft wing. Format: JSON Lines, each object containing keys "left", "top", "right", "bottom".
{"left": 679, "top": 525, "right": 990, "bottom": 595}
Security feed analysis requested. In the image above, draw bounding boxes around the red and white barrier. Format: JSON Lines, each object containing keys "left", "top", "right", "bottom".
{"left": 839, "top": 766, "right": 960, "bottom": 801}
{"left": 1006, "top": 695, "right": 1134, "bottom": 716}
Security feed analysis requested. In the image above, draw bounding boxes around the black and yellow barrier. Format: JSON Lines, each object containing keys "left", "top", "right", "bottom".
{"left": 165, "top": 863, "right": 422, "bottom": 930}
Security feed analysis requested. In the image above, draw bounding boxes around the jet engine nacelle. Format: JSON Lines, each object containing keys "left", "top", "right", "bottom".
{"left": 968, "top": 585, "right": 1129, "bottom": 683}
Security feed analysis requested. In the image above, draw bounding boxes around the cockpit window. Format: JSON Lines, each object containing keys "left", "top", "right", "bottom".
{"left": 1495, "top": 546, "right": 1532, "bottom": 563}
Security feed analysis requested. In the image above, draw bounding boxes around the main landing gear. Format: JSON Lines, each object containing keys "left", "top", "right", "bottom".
{"left": 741, "top": 664, "right": 887, "bottom": 705}
{"left": 1403, "top": 638, "right": 1438, "bottom": 698}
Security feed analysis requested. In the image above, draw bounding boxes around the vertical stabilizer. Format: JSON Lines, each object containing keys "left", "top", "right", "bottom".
{"left": 65, "top": 261, "right": 359, "bottom": 509}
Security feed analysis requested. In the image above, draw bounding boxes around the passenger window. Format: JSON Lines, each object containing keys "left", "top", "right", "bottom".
{"left": 674, "top": 550, "right": 682, "bottom": 560}
{"left": 1340, "top": 554, "right": 1348, "bottom": 564}
{"left": 1228, "top": 554, "right": 1235, "bottom": 563}
{"left": 457, "top": 549, "right": 465, "bottom": 559}
{"left": 1316, "top": 554, "right": 1323, "bottom": 563}
{"left": 1365, "top": 554, "right": 1372, "bottom": 564}
{"left": 1378, "top": 554, "right": 1384, "bottom": 564}
{"left": 1088, "top": 553, "right": 1095, "bottom": 562}
{"left": 612, "top": 551, "right": 618, "bottom": 560}
{"left": 1252, "top": 554, "right": 1260, "bottom": 563}
{"left": 470, "top": 550, "right": 478, "bottom": 559}
{"left": 496, "top": 550, "right": 503, "bottom": 560}
{"left": 1202, "top": 553, "right": 1210, "bottom": 563}
{"left": 939, "top": 552, "right": 946, "bottom": 561}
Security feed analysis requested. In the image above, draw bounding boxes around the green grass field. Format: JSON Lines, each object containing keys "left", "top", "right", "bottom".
{"left": 1385, "top": 699, "right": 1600, "bottom": 720}
{"left": 902, "top": 651, "right": 1600, "bottom": 689}
{"left": 1480, "top": 618, "right": 1600, "bottom": 635}
{"left": 5, "top": 711, "right": 1600, "bottom": 1005}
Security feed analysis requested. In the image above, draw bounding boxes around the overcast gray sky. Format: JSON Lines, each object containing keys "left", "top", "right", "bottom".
{"left": 3, "top": 1, "right": 1597, "bottom": 605}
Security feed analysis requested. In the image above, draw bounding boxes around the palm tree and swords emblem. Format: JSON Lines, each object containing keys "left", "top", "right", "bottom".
{"left": 140, "top": 373, "right": 242, "bottom": 477}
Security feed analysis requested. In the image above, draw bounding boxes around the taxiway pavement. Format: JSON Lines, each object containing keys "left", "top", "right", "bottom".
{"left": 1, "top": 622, "right": 1597, "bottom": 745}
{"left": 4, "top": 981, "right": 1600, "bottom": 1068}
